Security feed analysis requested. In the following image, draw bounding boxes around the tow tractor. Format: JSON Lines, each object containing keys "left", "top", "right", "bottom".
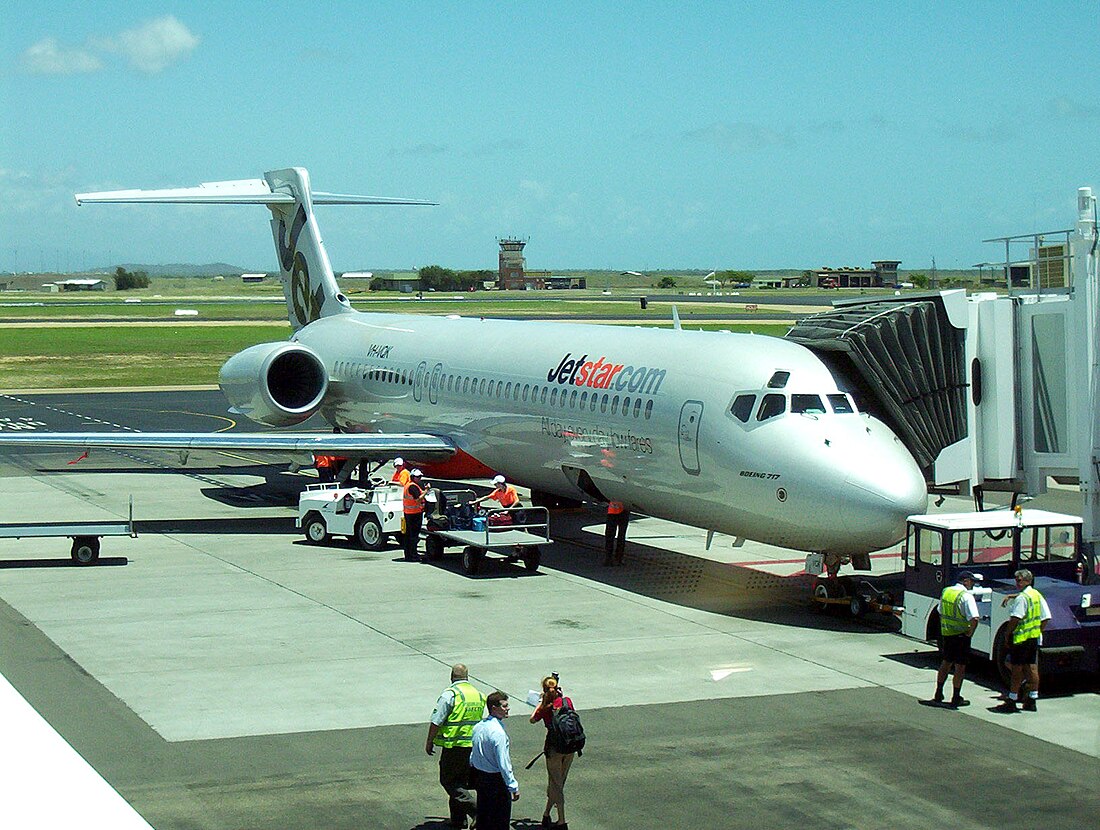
{"left": 297, "top": 481, "right": 404, "bottom": 550}
{"left": 423, "top": 489, "right": 551, "bottom": 575}
{"left": 899, "top": 508, "right": 1100, "bottom": 682}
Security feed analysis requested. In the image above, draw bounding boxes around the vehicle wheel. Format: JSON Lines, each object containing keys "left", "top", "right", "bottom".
{"left": 848, "top": 595, "right": 866, "bottom": 618}
{"left": 425, "top": 535, "right": 445, "bottom": 561}
{"left": 991, "top": 624, "right": 1012, "bottom": 686}
{"left": 70, "top": 536, "right": 100, "bottom": 565}
{"left": 303, "top": 513, "right": 329, "bottom": 544}
{"left": 462, "top": 546, "right": 483, "bottom": 575}
{"left": 522, "top": 546, "right": 541, "bottom": 572}
{"left": 355, "top": 516, "right": 385, "bottom": 551}
{"left": 811, "top": 582, "right": 831, "bottom": 614}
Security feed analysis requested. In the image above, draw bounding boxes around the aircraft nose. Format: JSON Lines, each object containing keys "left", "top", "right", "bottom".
{"left": 838, "top": 443, "right": 927, "bottom": 552}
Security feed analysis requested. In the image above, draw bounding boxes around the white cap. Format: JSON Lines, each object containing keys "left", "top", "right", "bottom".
{"left": 394, "top": 457, "right": 404, "bottom": 466}
{"left": 493, "top": 475, "right": 506, "bottom": 484}
{"left": 411, "top": 468, "right": 423, "bottom": 477}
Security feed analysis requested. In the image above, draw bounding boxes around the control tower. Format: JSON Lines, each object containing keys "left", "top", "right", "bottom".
{"left": 498, "top": 238, "right": 527, "bottom": 290}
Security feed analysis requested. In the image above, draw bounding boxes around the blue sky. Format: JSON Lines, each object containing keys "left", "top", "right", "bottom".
{"left": 2, "top": 2, "right": 1099, "bottom": 274}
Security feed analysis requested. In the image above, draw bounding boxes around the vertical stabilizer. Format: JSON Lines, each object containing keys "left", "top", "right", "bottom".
{"left": 264, "top": 168, "right": 350, "bottom": 331}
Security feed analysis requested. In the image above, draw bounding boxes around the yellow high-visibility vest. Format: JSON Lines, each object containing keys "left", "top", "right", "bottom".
{"left": 434, "top": 681, "right": 486, "bottom": 748}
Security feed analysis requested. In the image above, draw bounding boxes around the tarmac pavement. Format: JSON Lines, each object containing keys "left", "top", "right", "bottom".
{"left": 0, "top": 390, "right": 1097, "bottom": 830}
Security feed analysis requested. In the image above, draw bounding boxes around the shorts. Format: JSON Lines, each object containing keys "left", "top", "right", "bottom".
{"left": 941, "top": 633, "right": 972, "bottom": 665}
{"left": 1009, "top": 638, "right": 1039, "bottom": 666}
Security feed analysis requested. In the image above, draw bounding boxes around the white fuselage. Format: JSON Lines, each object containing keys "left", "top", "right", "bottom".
{"left": 292, "top": 311, "right": 928, "bottom": 554}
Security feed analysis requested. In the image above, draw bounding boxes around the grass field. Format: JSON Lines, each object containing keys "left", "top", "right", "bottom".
{"left": 0, "top": 277, "right": 801, "bottom": 392}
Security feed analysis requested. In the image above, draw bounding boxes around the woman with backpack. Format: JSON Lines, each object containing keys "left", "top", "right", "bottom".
{"left": 529, "top": 674, "right": 581, "bottom": 829}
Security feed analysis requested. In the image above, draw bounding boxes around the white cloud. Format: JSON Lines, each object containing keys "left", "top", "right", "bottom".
{"left": 95, "top": 16, "right": 199, "bottom": 73}
{"left": 21, "top": 37, "right": 103, "bottom": 75}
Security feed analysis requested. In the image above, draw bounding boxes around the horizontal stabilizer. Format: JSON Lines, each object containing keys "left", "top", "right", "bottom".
{"left": 0, "top": 432, "right": 455, "bottom": 461}
{"left": 75, "top": 179, "right": 435, "bottom": 207}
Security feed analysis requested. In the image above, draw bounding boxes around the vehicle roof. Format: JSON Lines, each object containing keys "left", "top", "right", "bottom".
{"left": 906, "top": 509, "right": 1082, "bottom": 531}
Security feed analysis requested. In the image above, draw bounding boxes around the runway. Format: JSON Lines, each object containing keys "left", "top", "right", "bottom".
{"left": 0, "top": 390, "right": 1097, "bottom": 829}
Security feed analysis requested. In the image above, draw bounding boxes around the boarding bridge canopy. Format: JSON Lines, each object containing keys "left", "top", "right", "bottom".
{"left": 785, "top": 295, "right": 967, "bottom": 472}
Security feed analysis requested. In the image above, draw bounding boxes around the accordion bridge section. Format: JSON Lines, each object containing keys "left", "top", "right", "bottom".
{"left": 785, "top": 295, "right": 967, "bottom": 474}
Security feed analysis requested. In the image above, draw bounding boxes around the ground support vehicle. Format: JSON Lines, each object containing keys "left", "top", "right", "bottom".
{"left": 899, "top": 509, "right": 1100, "bottom": 682}
{"left": 423, "top": 493, "right": 551, "bottom": 574}
{"left": 297, "top": 481, "right": 404, "bottom": 550}
{"left": 0, "top": 498, "right": 136, "bottom": 565}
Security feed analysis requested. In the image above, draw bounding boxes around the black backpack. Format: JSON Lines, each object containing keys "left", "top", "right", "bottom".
{"left": 547, "top": 699, "right": 585, "bottom": 755}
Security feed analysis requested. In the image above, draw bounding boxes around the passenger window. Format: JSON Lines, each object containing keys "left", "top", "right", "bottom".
{"left": 620, "top": 397, "right": 630, "bottom": 416}
{"left": 579, "top": 391, "right": 588, "bottom": 407}
{"left": 644, "top": 399, "right": 653, "bottom": 420}
{"left": 569, "top": 389, "right": 578, "bottom": 407}
{"left": 513, "top": 384, "right": 520, "bottom": 401}
{"left": 730, "top": 394, "right": 756, "bottom": 423}
{"left": 766, "top": 371, "right": 790, "bottom": 389}
{"left": 601, "top": 395, "right": 608, "bottom": 414}
{"left": 828, "top": 393, "right": 855, "bottom": 414}
{"left": 590, "top": 394, "right": 598, "bottom": 412}
{"left": 791, "top": 394, "right": 825, "bottom": 414}
{"left": 505, "top": 382, "right": 512, "bottom": 398}
{"left": 550, "top": 387, "right": 558, "bottom": 405}
{"left": 487, "top": 380, "right": 494, "bottom": 396}
{"left": 541, "top": 387, "right": 548, "bottom": 404}
{"left": 523, "top": 384, "right": 531, "bottom": 401}
{"left": 757, "top": 394, "right": 786, "bottom": 421}
{"left": 611, "top": 394, "right": 619, "bottom": 412}
{"left": 479, "top": 379, "right": 486, "bottom": 395}
{"left": 633, "top": 398, "right": 642, "bottom": 418}
{"left": 463, "top": 378, "right": 470, "bottom": 394}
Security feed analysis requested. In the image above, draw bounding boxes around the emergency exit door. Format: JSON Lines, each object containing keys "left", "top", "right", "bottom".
{"left": 678, "top": 401, "right": 703, "bottom": 475}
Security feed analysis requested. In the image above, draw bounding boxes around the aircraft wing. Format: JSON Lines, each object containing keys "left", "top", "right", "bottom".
{"left": 0, "top": 432, "right": 456, "bottom": 461}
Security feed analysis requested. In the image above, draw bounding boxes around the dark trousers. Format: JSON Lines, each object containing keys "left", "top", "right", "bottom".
{"left": 605, "top": 509, "right": 630, "bottom": 563}
{"left": 474, "top": 769, "right": 511, "bottom": 830}
{"left": 439, "top": 747, "right": 476, "bottom": 826}
{"left": 403, "top": 511, "right": 423, "bottom": 560}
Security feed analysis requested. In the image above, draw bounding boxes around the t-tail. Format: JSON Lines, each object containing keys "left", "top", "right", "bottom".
{"left": 75, "top": 168, "right": 434, "bottom": 331}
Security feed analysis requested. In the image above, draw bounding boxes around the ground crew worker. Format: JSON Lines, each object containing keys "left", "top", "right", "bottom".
{"left": 314, "top": 454, "right": 336, "bottom": 483}
{"left": 604, "top": 500, "right": 630, "bottom": 566}
{"left": 391, "top": 457, "right": 411, "bottom": 487}
{"left": 403, "top": 469, "right": 427, "bottom": 561}
{"left": 471, "top": 475, "right": 520, "bottom": 509}
{"left": 926, "top": 571, "right": 980, "bottom": 708}
{"left": 994, "top": 568, "right": 1051, "bottom": 713}
{"left": 426, "top": 664, "right": 486, "bottom": 829}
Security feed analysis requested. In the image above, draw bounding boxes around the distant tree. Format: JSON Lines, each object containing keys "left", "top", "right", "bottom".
{"left": 911, "top": 273, "right": 928, "bottom": 289}
{"left": 656, "top": 276, "right": 677, "bottom": 288}
{"left": 114, "top": 266, "right": 150, "bottom": 290}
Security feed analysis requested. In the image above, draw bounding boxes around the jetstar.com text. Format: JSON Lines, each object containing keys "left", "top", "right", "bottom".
{"left": 546, "top": 353, "right": 667, "bottom": 395}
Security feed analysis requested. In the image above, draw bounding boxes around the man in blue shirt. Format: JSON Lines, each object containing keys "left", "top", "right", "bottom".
{"left": 470, "top": 691, "right": 519, "bottom": 830}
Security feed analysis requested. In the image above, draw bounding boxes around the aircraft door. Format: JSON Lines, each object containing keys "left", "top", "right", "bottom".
{"left": 428, "top": 362, "right": 442, "bottom": 405}
{"left": 412, "top": 361, "right": 428, "bottom": 403}
{"left": 678, "top": 400, "right": 703, "bottom": 475}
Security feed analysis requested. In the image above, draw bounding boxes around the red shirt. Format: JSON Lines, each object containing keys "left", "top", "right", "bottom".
{"left": 533, "top": 695, "right": 573, "bottom": 727}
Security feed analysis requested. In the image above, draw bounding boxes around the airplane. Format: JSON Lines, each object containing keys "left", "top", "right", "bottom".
{"left": 0, "top": 168, "right": 927, "bottom": 556}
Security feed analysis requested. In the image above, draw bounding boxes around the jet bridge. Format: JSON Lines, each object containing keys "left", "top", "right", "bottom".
{"left": 787, "top": 186, "right": 1100, "bottom": 576}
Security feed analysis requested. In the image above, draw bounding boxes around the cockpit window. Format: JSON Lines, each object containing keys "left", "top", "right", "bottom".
{"left": 730, "top": 394, "right": 756, "bottom": 423}
{"left": 766, "top": 371, "right": 790, "bottom": 389}
{"left": 757, "top": 393, "right": 786, "bottom": 421}
{"left": 791, "top": 394, "right": 826, "bottom": 414}
{"left": 828, "top": 393, "right": 856, "bottom": 414}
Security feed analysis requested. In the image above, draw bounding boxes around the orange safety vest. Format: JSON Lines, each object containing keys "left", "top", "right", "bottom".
{"left": 315, "top": 455, "right": 334, "bottom": 468}
{"left": 392, "top": 468, "right": 411, "bottom": 486}
{"left": 608, "top": 501, "right": 626, "bottom": 515}
{"left": 403, "top": 480, "right": 425, "bottom": 514}
{"left": 488, "top": 486, "right": 519, "bottom": 507}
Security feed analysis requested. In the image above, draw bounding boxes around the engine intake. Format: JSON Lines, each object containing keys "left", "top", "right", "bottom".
{"left": 218, "top": 342, "right": 328, "bottom": 427}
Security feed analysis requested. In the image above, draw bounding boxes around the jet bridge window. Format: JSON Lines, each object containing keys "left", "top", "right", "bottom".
{"left": 766, "top": 371, "right": 790, "bottom": 389}
{"left": 791, "top": 394, "right": 826, "bottom": 415}
{"left": 756, "top": 393, "right": 786, "bottom": 421}
{"left": 827, "top": 394, "right": 855, "bottom": 414}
